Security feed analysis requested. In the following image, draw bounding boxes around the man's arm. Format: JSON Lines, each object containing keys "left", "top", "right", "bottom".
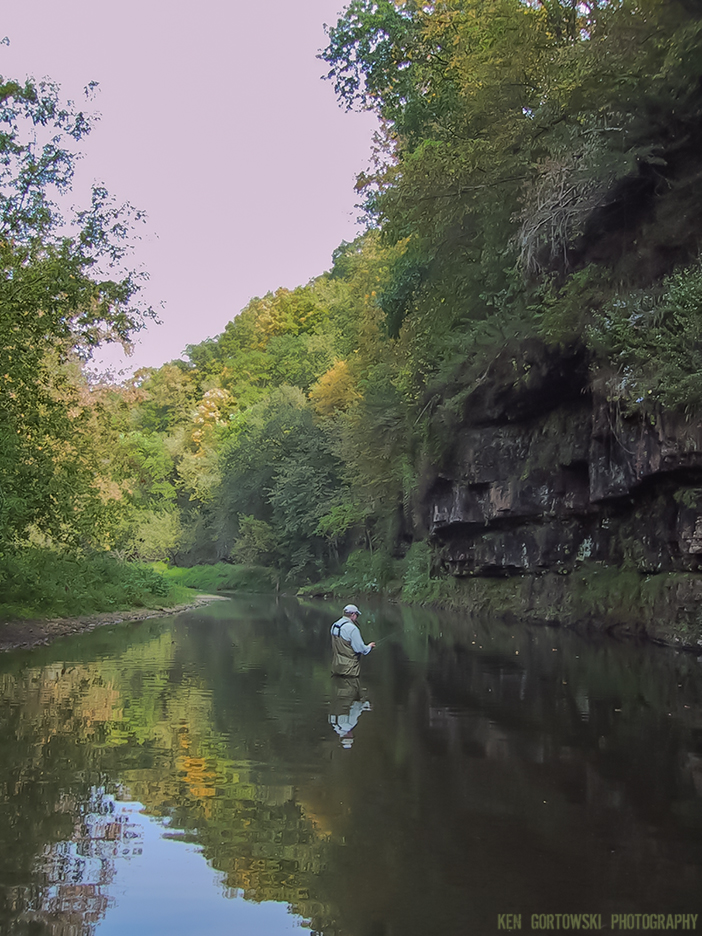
{"left": 346, "top": 623, "right": 374, "bottom": 655}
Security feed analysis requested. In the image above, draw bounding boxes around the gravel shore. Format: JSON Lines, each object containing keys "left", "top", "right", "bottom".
{"left": 0, "top": 594, "right": 229, "bottom": 652}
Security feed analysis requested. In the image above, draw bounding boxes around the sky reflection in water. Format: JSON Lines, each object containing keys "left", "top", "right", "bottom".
{"left": 0, "top": 595, "right": 701, "bottom": 935}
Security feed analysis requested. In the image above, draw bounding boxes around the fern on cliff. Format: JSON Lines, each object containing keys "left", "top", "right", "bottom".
{"left": 588, "top": 263, "right": 702, "bottom": 415}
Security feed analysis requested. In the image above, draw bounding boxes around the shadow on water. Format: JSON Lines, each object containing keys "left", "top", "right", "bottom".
{"left": 0, "top": 595, "right": 701, "bottom": 935}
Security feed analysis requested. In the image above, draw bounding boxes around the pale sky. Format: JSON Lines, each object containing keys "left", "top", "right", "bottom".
{"left": 1, "top": 0, "right": 377, "bottom": 374}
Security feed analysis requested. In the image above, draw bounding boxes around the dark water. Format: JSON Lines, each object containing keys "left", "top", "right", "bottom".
{"left": 1, "top": 597, "right": 701, "bottom": 936}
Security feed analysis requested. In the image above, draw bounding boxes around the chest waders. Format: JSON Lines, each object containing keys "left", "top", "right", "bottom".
{"left": 331, "top": 622, "right": 361, "bottom": 677}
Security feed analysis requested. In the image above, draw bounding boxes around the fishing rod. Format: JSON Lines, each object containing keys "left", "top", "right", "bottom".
{"left": 372, "top": 632, "right": 395, "bottom": 647}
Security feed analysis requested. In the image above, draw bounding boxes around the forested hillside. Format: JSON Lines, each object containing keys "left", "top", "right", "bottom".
{"left": 4, "top": 0, "right": 702, "bottom": 627}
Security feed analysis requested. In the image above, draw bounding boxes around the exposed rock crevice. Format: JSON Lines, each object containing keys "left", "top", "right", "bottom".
{"left": 426, "top": 342, "right": 702, "bottom": 579}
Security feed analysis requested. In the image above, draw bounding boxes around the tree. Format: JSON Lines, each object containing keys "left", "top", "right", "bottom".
{"left": 323, "top": 0, "right": 702, "bottom": 343}
{"left": 309, "top": 360, "right": 360, "bottom": 417}
{"left": 132, "top": 363, "right": 197, "bottom": 434}
{"left": 320, "top": 0, "right": 702, "bottom": 446}
{"left": 214, "top": 386, "right": 345, "bottom": 575}
{"left": 0, "top": 74, "right": 152, "bottom": 550}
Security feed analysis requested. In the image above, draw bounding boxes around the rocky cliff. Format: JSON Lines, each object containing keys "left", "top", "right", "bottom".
{"left": 426, "top": 342, "right": 702, "bottom": 582}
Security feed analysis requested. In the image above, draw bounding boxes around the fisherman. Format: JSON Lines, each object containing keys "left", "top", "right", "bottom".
{"left": 330, "top": 603, "right": 375, "bottom": 678}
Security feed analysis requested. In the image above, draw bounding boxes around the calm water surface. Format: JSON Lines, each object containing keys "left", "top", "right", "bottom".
{"left": 1, "top": 596, "right": 701, "bottom": 935}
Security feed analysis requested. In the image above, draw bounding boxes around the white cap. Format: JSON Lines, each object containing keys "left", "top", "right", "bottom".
{"left": 343, "top": 603, "right": 361, "bottom": 615}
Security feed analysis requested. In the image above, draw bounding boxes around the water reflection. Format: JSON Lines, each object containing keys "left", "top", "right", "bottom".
{"left": 27, "top": 790, "right": 141, "bottom": 935}
{"left": 329, "top": 677, "right": 372, "bottom": 749}
{"left": 0, "top": 598, "right": 701, "bottom": 935}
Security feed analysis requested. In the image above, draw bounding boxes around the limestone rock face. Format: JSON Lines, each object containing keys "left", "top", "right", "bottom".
{"left": 426, "top": 344, "right": 702, "bottom": 577}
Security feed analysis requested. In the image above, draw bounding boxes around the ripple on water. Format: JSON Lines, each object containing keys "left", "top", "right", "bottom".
{"left": 0, "top": 595, "right": 701, "bottom": 935}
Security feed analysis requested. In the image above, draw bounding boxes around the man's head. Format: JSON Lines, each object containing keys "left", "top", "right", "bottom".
{"left": 343, "top": 603, "right": 361, "bottom": 620}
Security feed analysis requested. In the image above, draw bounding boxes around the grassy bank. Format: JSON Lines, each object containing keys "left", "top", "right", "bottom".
{"left": 0, "top": 551, "right": 282, "bottom": 624}
{"left": 4, "top": 544, "right": 699, "bottom": 650}
{"left": 0, "top": 550, "right": 194, "bottom": 622}
{"left": 155, "top": 562, "right": 276, "bottom": 594}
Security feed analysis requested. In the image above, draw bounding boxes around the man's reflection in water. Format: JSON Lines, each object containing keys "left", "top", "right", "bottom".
{"left": 329, "top": 677, "right": 371, "bottom": 749}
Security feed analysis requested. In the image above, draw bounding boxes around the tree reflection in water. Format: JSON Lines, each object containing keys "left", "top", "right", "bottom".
{"left": 0, "top": 597, "right": 701, "bottom": 936}
{"left": 26, "top": 789, "right": 141, "bottom": 935}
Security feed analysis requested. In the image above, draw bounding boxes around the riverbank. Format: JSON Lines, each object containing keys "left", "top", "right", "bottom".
{"left": 301, "top": 558, "right": 702, "bottom": 653}
{"left": 0, "top": 593, "right": 228, "bottom": 653}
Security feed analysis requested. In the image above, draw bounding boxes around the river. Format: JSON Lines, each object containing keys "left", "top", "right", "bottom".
{"left": 0, "top": 596, "right": 701, "bottom": 935}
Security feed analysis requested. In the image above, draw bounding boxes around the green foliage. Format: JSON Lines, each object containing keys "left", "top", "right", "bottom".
{"left": 588, "top": 263, "right": 702, "bottom": 414}
{"left": 132, "top": 363, "right": 197, "bottom": 433}
{"left": 324, "top": 0, "right": 702, "bottom": 362}
{"left": 118, "top": 431, "right": 177, "bottom": 506}
{"left": 0, "top": 73, "right": 151, "bottom": 553}
{"left": 0, "top": 75, "right": 91, "bottom": 243}
{"left": 0, "top": 549, "right": 186, "bottom": 620}
{"left": 308, "top": 548, "right": 403, "bottom": 595}
{"left": 316, "top": 501, "right": 364, "bottom": 540}
{"left": 214, "top": 386, "right": 347, "bottom": 577}
{"left": 11, "top": 2, "right": 702, "bottom": 617}
{"left": 303, "top": 541, "right": 449, "bottom": 606}
{"left": 190, "top": 285, "right": 336, "bottom": 403}
{"left": 336, "top": 363, "right": 415, "bottom": 533}
{"left": 268, "top": 430, "right": 342, "bottom": 547}
{"left": 69, "top": 233, "right": 403, "bottom": 589}
{"left": 231, "top": 515, "right": 277, "bottom": 564}
{"left": 217, "top": 387, "right": 313, "bottom": 527}
{"left": 322, "top": 0, "right": 430, "bottom": 139}
{"left": 400, "top": 541, "right": 442, "bottom": 603}
{"left": 121, "top": 507, "right": 183, "bottom": 562}
{"left": 266, "top": 332, "right": 336, "bottom": 391}
{"left": 157, "top": 562, "right": 276, "bottom": 594}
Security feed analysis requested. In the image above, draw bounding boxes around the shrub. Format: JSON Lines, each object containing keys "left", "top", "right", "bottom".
{"left": 0, "top": 549, "right": 188, "bottom": 620}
